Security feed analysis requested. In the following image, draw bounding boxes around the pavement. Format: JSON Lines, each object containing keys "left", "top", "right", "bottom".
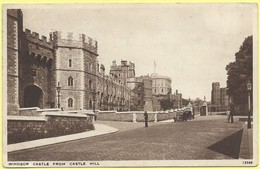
{"left": 238, "top": 124, "right": 253, "bottom": 159}
{"left": 7, "top": 115, "right": 253, "bottom": 159}
{"left": 7, "top": 124, "right": 118, "bottom": 152}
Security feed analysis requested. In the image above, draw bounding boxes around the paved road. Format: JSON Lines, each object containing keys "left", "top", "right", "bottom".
{"left": 8, "top": 115, "right": 245, "bottom": 161}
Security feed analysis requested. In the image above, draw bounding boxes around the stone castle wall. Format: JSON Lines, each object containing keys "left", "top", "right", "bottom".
{"left": 7, "top": 9, "right": 23, "bottom": 114}
{"left": 7, "top": 113, "right": 94, "bottom": 144}
{"left": 7, "top": 9, "right": 136, "bottom": 113}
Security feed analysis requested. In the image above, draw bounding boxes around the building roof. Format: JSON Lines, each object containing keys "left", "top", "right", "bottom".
{"left": 151, "top": 73, "right": 171, "bottom": 81}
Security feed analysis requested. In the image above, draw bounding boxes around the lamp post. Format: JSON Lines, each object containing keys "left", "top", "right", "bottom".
{"left": 93, "top": 91, "right": 96, "bottom": 120}
{"left": 56, "top": 82, "right": 61, "bottom": 108}
{"left": 247, "top": 80, "right": 252, "bottom": 129}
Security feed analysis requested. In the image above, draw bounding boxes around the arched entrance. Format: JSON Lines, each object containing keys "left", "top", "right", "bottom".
{"left": 24, "top": 85, "right": 43, "bottom": 108}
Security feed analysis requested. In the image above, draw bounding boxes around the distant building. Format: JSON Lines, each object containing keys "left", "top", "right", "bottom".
{"left": 210, "top": 82, "right": 229, "bottom": 112}
{"left": 220, "top": 88, "right": 229, "bottom": 109}
{"left": 127, "top": 75, "right": 153, "bottom": 111}
{"left": 211, "top": 82, "right": 221, "bottom": 105}
{"left": 149, "top": 73, "right": 172, "bottom": 111}
{"left": 172, "top": 90, "right": 182, "bottom": 109}
{"left": 110, "top": 60, "right": 135, "bottom": 85}
{"left": 151, "top": 73, "right": 172, "bottom": 96}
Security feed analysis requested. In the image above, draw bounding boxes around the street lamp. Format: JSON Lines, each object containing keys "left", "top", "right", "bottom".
{"left": 56, "top": 82, "right": 61, "bottom": 108}
{"left": 247, "top": 80, "right": 252, "bottom": 129}
{"left": 92, "top": 91, "right": 97, "bottom": 120}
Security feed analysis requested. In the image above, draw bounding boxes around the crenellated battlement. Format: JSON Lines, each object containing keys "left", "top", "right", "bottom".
{"left": 52, "top": 31, "right": 98, "bottom": 54}
{"left": 24, "top": 29, "right": 53, "bottom": 48}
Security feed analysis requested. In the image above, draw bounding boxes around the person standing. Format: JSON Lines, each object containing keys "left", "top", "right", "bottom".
{"left": 226, "top": 110, "right": 230, "bottom": 122}
{"left": 144, "top": 111, "right": 148, "bottom": 127}
{"left": 230, "top": 109, "right": 234, "bottom": 123}
{"left": 228, "top": 105, "right": 235, "bottom": 123}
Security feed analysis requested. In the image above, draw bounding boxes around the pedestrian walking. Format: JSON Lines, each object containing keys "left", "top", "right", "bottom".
{"left": 144, "top": 111, "right": 148, "bottom": 127}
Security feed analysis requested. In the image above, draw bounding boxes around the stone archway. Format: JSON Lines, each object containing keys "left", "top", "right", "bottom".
{"left": 24, "top": 85, "right": 43, "bottom": 108}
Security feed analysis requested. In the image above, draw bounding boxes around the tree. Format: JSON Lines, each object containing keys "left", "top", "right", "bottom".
{"left": 192, "top": 98, "right": 203, "bottom": 106}
{"left": 226, "top": 36, "right": 253, "bottom": 110}
{"left": 160, "top": 98, "right": 173, "bottom": 111}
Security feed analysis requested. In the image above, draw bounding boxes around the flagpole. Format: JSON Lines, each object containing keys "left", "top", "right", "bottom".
{"left": 154, "top": 60, "right": 156, "bottom": 73}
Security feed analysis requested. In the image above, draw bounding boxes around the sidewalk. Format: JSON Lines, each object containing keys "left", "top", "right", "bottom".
{"left": 7, "top": 124, "right": 118, "bottom": 152}
{"left": 239, "top": 126, "right": 253, "bottom": 159}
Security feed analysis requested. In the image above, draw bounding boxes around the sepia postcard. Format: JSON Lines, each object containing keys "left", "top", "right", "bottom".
{"left": 2, "top": 3, "right": 258, "bottom": 167}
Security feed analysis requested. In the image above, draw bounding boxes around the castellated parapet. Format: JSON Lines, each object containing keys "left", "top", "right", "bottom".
{"left": 24, "top": 29, "right": 53, "bottom": 49}
{"left": 52, "top": 31, "right": 98, "bottom": 55}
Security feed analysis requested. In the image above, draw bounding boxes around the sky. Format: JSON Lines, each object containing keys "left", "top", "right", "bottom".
{"left": 20, "top": 4, "right": 255, "bottom": 100}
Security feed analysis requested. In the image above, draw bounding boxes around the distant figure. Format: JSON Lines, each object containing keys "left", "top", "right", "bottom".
{"left": 228, "top": 107, "right": 234, "bottom": 123}
{"left": 173, "top": 116, "right": 177, "bottom": 122}
{"left": 144, "top": 111, "right": 148, "bottom": 127}
{"left": 226, "top": 110, "right": 230, "bottom": 122}
{"left": 61, "top": 107, "right": 64, "bottom": 111}
{"left": 229, "top": 110, "right": 234, "bottom": 123}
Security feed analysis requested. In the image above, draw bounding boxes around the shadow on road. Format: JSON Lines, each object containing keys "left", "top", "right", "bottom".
{"left": 207, "top": 129, "right": 243, "bottom": 159}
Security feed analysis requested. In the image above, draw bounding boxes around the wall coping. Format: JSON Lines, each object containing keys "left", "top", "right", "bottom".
{"left": 19, "top": 107, "right": 40, "bottom": 111}
{"left": 7, "top": 115, "right": 46, "bottom": 121}
{"left": 99, "top": 110, "right": 117, "bottom": 113}
{"left": 78, "top": 111, "right": 96, "bottom": 116}
{"left": 41, "top": 112, "right": 88, "bottom": 118}
{"left": 37, "top": 108, "right": 60, "bottom": 112}
{"left": 116, "top": 111, "right": 158, "bottom": 114}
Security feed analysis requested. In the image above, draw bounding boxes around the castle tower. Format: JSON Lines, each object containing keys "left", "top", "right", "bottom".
{"left": 211, "top": 82, "right": 220, "bottom": 105}
{"left": 52, "top": 31, "right": 98, "bottom": 110}
{"left": 110, "top": 60, "right": 136, "bottom": 85}
{"left": 7, "top": 9, "right": 23, "bottom": 114}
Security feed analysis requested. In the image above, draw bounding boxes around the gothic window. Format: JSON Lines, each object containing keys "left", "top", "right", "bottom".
{"left": 68, "top": 76, "right": 73, "bottom": 86}
{"left": 68, "top": 98, "right": 73, "bottom": 107}
{"left": 69, "top": 59, "right": 72, "bottom": 67}
{"left": 89, "top": 63, "right": 92, "bottom": 71}
{"left": 89, "top": 80, "right": 92, "bottom": 89}
{"left": 89, "top": 100, "right": 92, "bottom": 108}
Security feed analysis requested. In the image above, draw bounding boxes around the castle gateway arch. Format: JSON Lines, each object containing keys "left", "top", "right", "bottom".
{"left": 23, "top": 85, "right": 43, "bottom": 108}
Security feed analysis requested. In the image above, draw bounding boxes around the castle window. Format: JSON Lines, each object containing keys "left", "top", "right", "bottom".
{"left": 89, "top": 80, "right": 92, "bottom": 90}
{"left": 68, "top": 98, "right": 73, "bottom": 107}
{"left": 68, "top": 76, "right": 73, "bottom": 86}
{"left": 162, "top": 89, "right": 163, "bottom": 92}
{"left": 89, "top": 100, "right": 92, "bottom": 108}
{"left": 89, "top": 63, "right": 92, "bottom": 71}
{"left": 69, "top": 59, "right": 72, "bottom": 67}
{"left": 155, "top": 89, "right": 156, "bottom": 93}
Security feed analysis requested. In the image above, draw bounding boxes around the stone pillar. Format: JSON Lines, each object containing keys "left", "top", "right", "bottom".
{"left": 154, "top": 113, "right": 157, "bottom": 122}
{"left": 133, "top": 113, "right": 137, "bottom": 122}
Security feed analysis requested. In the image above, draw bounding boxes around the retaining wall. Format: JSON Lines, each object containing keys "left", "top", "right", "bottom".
{"left": 96, "top": 111, "right": 179, "bottom": 122}
{"left": 8, "top": 112, "right": 94, "bottom": 144}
